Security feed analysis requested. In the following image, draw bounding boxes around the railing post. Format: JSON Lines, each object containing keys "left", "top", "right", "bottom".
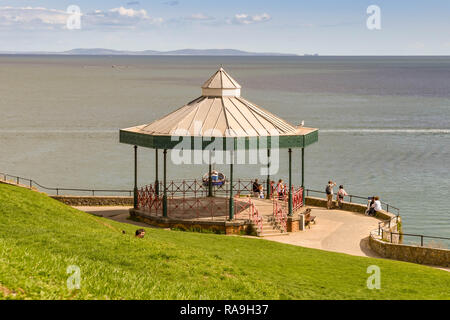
{"left": 387, "top": 204, "right": 389, "bottom": 213}
{"left": 421, "top": 235, "right": 424, "bottom": 247}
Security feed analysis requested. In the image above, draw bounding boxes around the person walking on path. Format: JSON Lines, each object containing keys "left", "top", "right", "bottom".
{"left": 326, "top": 180, "right": 336, "bottom": 209}
{"left": 337, "top": 185, "right": 348, "bottom": 209}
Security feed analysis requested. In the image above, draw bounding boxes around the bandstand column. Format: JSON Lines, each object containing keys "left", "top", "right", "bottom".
{"left": 302, "top": 147, "right": 305, "bottom": 201}
{"left": 163, "top": 149, "right": 168, "bottom": 217}
{"left": 266, "top": 149, "right": 271, "bottom": 199}
{"left": 155, "top": 149, "right": 159, "bottom": 196}
{"left": 288, "top": 148, "right": 293, "bottom": 216}
{"left": 228, "top": 149, "right": 234, "bottom": 220}
{"left": 208, "top": 152, "right": 213, "bottom": 197}
{"left": 133, "top": 145, "right": 138, "bottom": 209}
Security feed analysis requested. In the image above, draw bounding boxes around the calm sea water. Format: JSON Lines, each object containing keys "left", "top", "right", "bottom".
{"left": 0, "top": 55, "right": 449, "bottom": 240}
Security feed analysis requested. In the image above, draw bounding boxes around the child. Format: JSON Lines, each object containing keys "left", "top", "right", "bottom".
{"left": 258, "top": 184, "right": 265, "bottom": 199}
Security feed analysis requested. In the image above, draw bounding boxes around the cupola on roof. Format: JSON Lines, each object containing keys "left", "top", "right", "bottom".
{"left": 201, "top": 67, "right": 242, "bottom": 97}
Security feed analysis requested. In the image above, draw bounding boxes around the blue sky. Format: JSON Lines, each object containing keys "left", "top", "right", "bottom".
{"left": 0, "top": 0, "right": 449, "bottom": 54}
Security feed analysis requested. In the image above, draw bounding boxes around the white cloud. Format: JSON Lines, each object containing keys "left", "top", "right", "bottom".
{"left": 0, "top": 6, "right": 163, "bottom": 30}
{"left": 185, "top": 13, "right": 214, "bottom": 21}
{"left": 0, "top": 6, "right": 69, "bottom": 29}
{"left": 109, "top": 7, "right": 148, "bottom": 19}
{"left": 230, "top": 13, "right": 271, "bottom": 25}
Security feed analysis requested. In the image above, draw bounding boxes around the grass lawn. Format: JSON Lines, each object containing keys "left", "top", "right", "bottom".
{"left": 0, "top": 183, "right": 449, "bottom": 300}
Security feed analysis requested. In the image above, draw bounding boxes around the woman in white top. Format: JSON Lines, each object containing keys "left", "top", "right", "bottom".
{"left": 368, "top": 196, "right": 382, "bottom": 216}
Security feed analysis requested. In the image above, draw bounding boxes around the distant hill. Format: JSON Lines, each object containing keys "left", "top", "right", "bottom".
{"left": 1, "top": 48, "right": 298, "bottom": 56}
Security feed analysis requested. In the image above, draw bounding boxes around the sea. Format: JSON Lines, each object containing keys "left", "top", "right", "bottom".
{"left": 0, "top": 55, "right": 449, "bottom": 242}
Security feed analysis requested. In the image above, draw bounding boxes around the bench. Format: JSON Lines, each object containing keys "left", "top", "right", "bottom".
{"left": 302, "top": 208, "right": 316, "bottom": 229}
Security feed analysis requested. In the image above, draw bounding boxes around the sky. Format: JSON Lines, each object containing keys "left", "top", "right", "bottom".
{"left": 0, "top": 0, "right": 449, "bottom": 55}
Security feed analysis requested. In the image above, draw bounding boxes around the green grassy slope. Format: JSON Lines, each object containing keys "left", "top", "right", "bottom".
{"left": 0, "top": 183, "right": 449, "bottom": 300}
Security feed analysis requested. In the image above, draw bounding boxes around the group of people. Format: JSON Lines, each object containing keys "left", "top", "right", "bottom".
{"left": 252, "top": 179, "right": 289, "bottom": 200}
{"left": 325, "top": 180, "right": 382, "bottom": 216}
{"left": 325, "top": 181, "right": 348, "bottom": 209}
{"left": 366, "top": 196, "right": 382, "bottom": 217}
{"left": 252, "top": 179, "right": 265, "bottom": 199}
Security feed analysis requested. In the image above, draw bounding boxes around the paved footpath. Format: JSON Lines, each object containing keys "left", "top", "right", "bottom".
{"left": 73, "top": 206, "right": 157, "bottom": 228}
{"left": 264, "top": 206, "right": 381, "bottom": 258}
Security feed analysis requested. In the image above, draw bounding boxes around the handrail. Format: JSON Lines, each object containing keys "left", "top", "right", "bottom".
{"left": 305, "top": 188, "right": 400, "bottom": 216}
{"left": 372, "top": 228, "right": 450, "bottom": 248}
{"left": 1, "top": 172, "right": 133, "bottom": 196}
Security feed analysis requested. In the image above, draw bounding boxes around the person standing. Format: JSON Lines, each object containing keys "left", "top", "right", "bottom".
{"left": 337, "top": 185, "right": 348, "bottom": 209}
{"left": 252, "top": 179, "right": 260, "bottom": 197}
{"left": 269, "top": 180, "right": 275, "bottom": 199}
{"left": 276, "top": 179, "right": 285, "bottom": 200}
{"left": 325, "top": 180, "right": 336, "bottom": 209}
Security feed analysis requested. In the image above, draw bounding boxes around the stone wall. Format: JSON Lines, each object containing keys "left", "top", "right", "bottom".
{"left": 130, "top": 209, "right": 248, "bottom": 235}
{"left": 369, "top": 234, "right": 450, "bottom": 267}
{"left": 305, "top": 196, "right": 396, "bottom": 221}
{"left": 51, "top": 195, "right": 133, "bottom": 206}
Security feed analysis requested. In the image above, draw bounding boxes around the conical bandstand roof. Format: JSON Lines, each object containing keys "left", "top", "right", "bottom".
{"left": 120, "top": 67, "right": 318, "bottom": 150}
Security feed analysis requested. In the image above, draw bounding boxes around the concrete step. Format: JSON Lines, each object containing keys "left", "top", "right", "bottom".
{"left": 258, "top": 231, "right": 288, "bottom": 237}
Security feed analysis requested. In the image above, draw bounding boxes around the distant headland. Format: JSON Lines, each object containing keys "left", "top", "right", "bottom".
{"left": 0, "top": 48, "right": 298, "bottom": 56}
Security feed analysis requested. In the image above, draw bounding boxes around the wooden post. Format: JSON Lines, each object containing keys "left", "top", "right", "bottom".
{"left": 163, "top": 149, "right": 168, "bottom": 217}
{"left": 155, "top": 148, "right": 159, "bottom": 196}
{"left": 133, "top": 145, "right": 138, "bottom": 209}
{"left": 288, "top": 148, "right": 293, "bottom": 216}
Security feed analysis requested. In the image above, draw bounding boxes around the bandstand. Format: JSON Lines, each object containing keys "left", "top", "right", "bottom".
{"left": 120, "top": 67, "right": 319, "bottom": 235}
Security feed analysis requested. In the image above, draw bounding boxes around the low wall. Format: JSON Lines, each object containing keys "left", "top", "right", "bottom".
{"left": 369, "top": 234, "right": 450, "bottom": 267}
{"left": 305, "top": 196, "right": 395, "bottom": 221}
{"left": 51, "top": 195, "right": 133, "bottom": 206}
{"left": 130, "top": 209, "right": 250, "bottom": 235}
{"left": 286, "top": 215, "right": 303, "bottom": 232}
